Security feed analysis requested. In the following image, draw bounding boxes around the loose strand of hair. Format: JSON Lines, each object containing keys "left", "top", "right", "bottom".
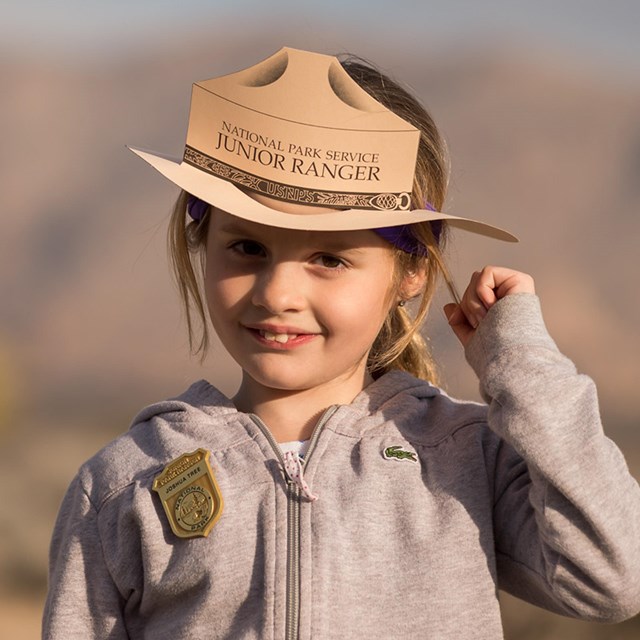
{"left": 167, "top": 191, "right": 210, "bottom": 359}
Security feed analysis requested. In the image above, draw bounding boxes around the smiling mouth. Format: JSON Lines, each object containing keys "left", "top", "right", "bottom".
{"left": 260, "top": 330, "right": 299, "bottom": 344}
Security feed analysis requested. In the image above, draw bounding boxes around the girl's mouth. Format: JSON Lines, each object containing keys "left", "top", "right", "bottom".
{"left": 246, "top": 326, "right": 317, "bottom": 349}
{"left": 260, "top": 330, "right": 298, "bottom": 344}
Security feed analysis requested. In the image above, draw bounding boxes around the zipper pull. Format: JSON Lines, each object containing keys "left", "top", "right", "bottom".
{"left": 283, "top": 450, "right": 318, "bottom": 502}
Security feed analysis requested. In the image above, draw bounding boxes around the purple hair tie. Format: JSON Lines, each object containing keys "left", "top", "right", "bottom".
{"left": 187, "top": 195, "right": 210, "bottom": 222}
{"left": 373, "top": 202, "right": 440, "bottom": 256}
{"left": 187, "top": 195, "right": 440, "bottom": 255}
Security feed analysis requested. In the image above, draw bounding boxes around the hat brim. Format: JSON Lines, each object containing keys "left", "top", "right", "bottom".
{"left": 128, "top": 146, "right": 517, "bottom": 242}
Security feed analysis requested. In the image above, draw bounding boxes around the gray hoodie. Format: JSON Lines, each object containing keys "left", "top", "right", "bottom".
{"left": 43, "top": 294, "right": 640, "bottom": 639}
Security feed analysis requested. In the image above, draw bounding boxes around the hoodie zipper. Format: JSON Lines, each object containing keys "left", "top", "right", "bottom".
{"left": 250, "top": 405, "right": 339, "bottom": 640}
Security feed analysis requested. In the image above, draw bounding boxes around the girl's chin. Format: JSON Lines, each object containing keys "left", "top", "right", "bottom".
{"left": 237, "top": 361, "right": 370, "bottom": 399}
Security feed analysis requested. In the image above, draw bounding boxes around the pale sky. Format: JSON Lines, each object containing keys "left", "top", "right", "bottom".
{"left": 3, "top": 0, "right": 640, "bottom": 73}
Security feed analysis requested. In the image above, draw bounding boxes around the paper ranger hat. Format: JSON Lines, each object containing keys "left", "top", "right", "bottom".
{"left": 128, "top": 47, "right": 516, "bottom": 241}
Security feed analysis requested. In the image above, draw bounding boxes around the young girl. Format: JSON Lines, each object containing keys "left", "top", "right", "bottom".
{"left": 43, "top": 47, "right": 640, "bottom": 639}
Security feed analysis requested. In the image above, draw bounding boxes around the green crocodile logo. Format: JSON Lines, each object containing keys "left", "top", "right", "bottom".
{"left": 383, "top": 445, "right": 418, "bottom": 463}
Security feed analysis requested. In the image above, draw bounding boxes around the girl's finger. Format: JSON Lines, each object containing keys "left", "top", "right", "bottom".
{"left": 474, "top": 268, "right": 499, "bottom": 309}
{"left": 476, "top": 266, "right": 536, "bottom": 302}
{"left": 459, "top": 271, "right": 487, "bottom": 328}
{"left": 443, "top": 303, "right": 475, "bottom": 347}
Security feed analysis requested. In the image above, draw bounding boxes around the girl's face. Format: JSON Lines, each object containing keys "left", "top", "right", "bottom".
{"left": 204, "top": 208, "right": 400, "bottom": 403}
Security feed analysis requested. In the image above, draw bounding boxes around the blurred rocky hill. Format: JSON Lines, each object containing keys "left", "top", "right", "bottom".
{"left": 0, "top": 36, "right": 638, "bottom": 637}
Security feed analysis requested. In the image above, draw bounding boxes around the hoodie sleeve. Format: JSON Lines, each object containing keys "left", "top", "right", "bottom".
{"left": 465, "top": 293, "right": 640, "bottom": 623}
{"left": 42, "top": 474, "right": 129, "bottom": 639}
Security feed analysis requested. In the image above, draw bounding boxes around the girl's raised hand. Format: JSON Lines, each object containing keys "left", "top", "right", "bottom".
{"left": 443, "top": 266, "right": 535, "bottom": 348}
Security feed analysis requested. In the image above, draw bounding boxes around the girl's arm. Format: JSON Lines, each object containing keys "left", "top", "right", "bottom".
{"left": 446, "top": 267, "right": 640, "bottom": 622}
{"left": 43, "top": 475, "right": 128, "bottom": 639}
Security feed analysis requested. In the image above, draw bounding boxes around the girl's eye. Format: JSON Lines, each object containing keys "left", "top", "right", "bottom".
{"left": 316, "top": 254, "right": 346, "bottom": 269}
{"left": 230, "top": 240, "right": 266, "bottom": 257}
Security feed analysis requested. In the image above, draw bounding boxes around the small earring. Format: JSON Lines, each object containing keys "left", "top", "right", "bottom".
{"left": 398, "top": 300, "right": 406, "bottom": 307}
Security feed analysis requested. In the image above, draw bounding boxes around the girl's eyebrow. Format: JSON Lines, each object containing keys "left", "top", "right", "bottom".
{"left": 217, "top": 222, "right": 368, "bottom": 253}
{"left": 314, "top": 238, "right": 367, "bottom": 254}
{"left": 217, "top": 222, "right": 260, "bottom": 235}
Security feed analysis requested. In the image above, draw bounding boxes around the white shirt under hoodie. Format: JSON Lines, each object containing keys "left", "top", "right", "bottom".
{"left": 42, "top": 294, "right": 640, "bottom": 639}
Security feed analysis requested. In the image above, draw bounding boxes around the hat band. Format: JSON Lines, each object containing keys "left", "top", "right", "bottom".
{"left": 183, "top": 146, "right": 412, "bottom": 211}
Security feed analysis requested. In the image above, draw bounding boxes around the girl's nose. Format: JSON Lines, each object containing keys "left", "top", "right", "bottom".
{"left": 251, "top": 262, "right": 306, "bottom": 314}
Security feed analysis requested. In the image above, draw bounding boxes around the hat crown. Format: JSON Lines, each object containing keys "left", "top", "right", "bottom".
{"left": 197, "top": 48, "right": 412, "bottom": 130}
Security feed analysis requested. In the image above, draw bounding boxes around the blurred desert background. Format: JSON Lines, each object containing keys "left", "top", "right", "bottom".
{"left": 1, "top": 2, "right": 639, "bottom": 638}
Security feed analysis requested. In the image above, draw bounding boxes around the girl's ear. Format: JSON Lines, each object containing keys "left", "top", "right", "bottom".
{"left": 398, "top": 267, "right": 427, "bottom": 303}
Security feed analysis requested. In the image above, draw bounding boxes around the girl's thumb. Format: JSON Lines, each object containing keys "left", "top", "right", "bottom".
{"left": 443, "top": 303, "right": 474, "bottom": 347}
{"left": 443, "top": 303, "right": 458, "bottom": 323}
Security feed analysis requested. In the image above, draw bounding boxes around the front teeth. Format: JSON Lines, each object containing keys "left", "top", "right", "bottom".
{"left": 262, "top": 331, "right": 298, "bottom": 343}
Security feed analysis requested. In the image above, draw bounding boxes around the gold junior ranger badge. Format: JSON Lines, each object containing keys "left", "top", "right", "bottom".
{"left": 152, "top": 449, "right": 223, "bottom": 539}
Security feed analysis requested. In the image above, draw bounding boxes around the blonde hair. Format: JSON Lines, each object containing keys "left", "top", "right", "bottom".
{"left": 168, "top": 56, "right": 458, "bottom": 384}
